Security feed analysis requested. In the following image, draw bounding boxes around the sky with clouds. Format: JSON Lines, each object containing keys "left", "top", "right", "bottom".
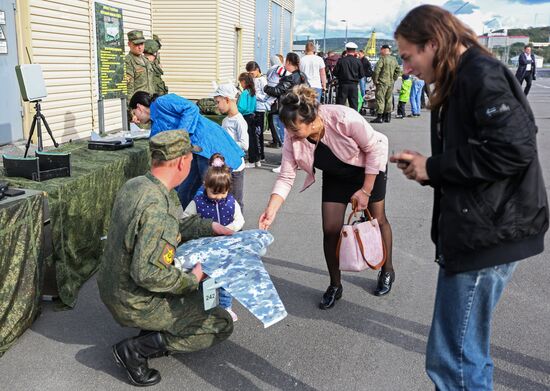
{"left": 293, "top": 0, "right": 550, "bottom": 40}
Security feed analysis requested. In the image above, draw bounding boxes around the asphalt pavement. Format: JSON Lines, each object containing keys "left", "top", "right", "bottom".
{"left": 1, "top": 79, "right": 549, "bottom": 391}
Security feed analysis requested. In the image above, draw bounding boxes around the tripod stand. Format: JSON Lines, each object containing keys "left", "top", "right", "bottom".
{"left": 24, "top": 100, "right": 59, "bottom": 158}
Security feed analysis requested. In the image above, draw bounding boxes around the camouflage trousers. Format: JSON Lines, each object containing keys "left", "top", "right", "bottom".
{"left": 133, "top": 290, "right": 233, "bottom": 353}
{"left": 375, "top": 83, "right": 393, "bottom": 114}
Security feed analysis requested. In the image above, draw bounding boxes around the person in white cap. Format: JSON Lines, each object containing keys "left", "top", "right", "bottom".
{"left": 212, "top": 83, "right": 248, "bottom": 209}
{"left": 334, "top": 42, "right": 365, "bottom": 111}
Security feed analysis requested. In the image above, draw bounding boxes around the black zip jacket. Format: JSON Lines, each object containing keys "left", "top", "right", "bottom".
{"left": 264, "top": 70, "right": 309, "bottom": 98}
{"left": 334, "top": 55, "right": 364, "bottom": 84}
{"left": 425, "top": 47, "right": 548, "bottom": 273}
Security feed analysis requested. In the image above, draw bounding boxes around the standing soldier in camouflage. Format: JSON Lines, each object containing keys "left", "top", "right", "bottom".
{"left": 125, "top": 30, "right": 154, "bottom": 100}
{"left": 371, "top": 44, "right": 401, "bottom": 123}
{"left": 144, "top": 39, "right": 168, "bottom": 96}
{"left": 97, "top": 130, "right": 234, "bottom": 387}
{"left": 153, "top": 34, "right": 163, "bottom": 65}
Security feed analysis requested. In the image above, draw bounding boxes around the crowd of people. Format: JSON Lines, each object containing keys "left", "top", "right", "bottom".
{"left": 98, "top": 5, "right": 547, "bottom": 389}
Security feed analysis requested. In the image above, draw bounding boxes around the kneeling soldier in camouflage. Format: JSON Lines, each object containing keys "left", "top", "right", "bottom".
{"left": 97, "top": 130, "right": 234, "bottom": 387}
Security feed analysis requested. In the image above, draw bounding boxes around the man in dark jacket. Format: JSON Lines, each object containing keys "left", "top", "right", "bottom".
{"left": 392, "top": 5, "right": 548, "bottom": 390}
{"left": 515, "top": 45, "right": 537, "bottom": 96}
{"left": 333, "top": 42, "right": 364, "bottom": 111}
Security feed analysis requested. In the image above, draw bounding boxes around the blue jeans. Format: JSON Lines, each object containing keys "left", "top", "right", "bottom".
{"left": 219, "top": 288, "right": 232, "bottom": 309}
{"left": 273, "top": 114, "right": 285, "bottom": 145}
{"left": 359, "top": 77, "right": 367, "bottom": 98}
{"left": 176, "top": 154, "right": 210, "bottom": 209}
{"left": 314, "top": 88, "right": 323, "bottom": 103}
{"left": 410, "top": 80, "right": 425, "bottom": 115}
{"left": 426, "top": 261, "right": 518, "bottom": 390}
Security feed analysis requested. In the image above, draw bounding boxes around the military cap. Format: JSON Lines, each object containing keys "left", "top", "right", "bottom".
{"left": 144, "top": 39, "right": 160, "bottom": 55}
{"left": 128, "top": 30, "right": 146, "bottom": 44}
{"left": 149, "top": 130, "right": 201, "bottom": 161}
{"left": 381, "top": 44, "right": 391, "bottom": 50}
{"left": 153, "top": 34, "right": 162, "bottom": 49}
{"left": 345, "top": 42, "right": 358, "bottom": 50}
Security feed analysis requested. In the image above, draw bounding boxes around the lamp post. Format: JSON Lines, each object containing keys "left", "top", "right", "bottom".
{"left": 341, "top": 19, "right": 348, "bottom": 46}
{"left": 323, "top": 0, "right": 327, "bottom": 53}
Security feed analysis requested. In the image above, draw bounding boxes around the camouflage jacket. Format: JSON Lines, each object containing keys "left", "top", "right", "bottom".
{"left": 97, "top": 172, "right": 213, "bottom": 327}
{"left": 125, "top": 53, "right": 154, "bottom": 99}
{"left": 373, "top": 55, "right": 401, "bottom": 86}
{"left": 149, "top": 58, "right": 168, "bottom": 95}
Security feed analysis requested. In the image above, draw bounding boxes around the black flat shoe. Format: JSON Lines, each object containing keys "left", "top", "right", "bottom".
{"left": 319, "top": 285, "right": 343, "bottom": 309}
{"left": 374, "top": 271, "right": 395, "bottom": 296}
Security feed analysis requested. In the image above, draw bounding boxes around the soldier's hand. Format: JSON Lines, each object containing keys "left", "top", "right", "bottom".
{"left": 212, "top": 222, "right": 234, "bottom": 236}
{"left": 191, "top": 262, "right": 206, "bottom": 282}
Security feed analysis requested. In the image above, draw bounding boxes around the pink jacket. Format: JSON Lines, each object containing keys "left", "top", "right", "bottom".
{"left": 272, "top": 105, "right": 388, "bottom": 200}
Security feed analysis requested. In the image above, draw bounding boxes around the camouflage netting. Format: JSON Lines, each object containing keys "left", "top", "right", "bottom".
{"left": 0, "top": 192, "right": 44, "bottom": 357}
{"left": 0, "top": 140, "right": 150, "bottom": 309}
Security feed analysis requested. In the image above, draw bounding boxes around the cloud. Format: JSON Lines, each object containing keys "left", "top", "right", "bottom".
{"left": 294, "top": 0, "right": 424, "bottom": 40}
{"left": 294, "top": 0, "right": 550, "bottom": 40}
{"left": 508, "top": 0, "right": 550, "bottom": 4}
{"left": 442, "top": 0, "right": 480, "bottom": 14}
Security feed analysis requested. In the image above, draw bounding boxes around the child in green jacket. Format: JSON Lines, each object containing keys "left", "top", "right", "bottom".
{"left": 396, "top": 74, "right": 412, "bottom": 119}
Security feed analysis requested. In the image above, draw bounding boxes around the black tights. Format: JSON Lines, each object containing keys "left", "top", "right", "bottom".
{"left": 322, "top": 200, "right": 393, "bottom": 287}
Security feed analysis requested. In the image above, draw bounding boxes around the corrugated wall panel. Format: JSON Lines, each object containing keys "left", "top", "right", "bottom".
{"left": 218, "top": 0, "right": 239, "bottom": 83}
{"left": 217, "top": 0, "right": 255, "bottom": 84}
{"left": 28, "top": 0, "right": 153, "bottom": 145}
{"left": 266, "top": 0, "right": 294, "bottom": 61}
{"left": 240, "top": 0, "right": 256, "bottom": 72}
{"left": 28, "top": 0, "right": 92, "bottom": 145}
{"left": 152, "top": 0, "right": 218, "bottom": 99}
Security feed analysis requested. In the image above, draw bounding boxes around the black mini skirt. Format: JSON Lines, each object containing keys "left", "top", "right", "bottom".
{"left": 313, "top": 140, "right": 387, "bottom": 204}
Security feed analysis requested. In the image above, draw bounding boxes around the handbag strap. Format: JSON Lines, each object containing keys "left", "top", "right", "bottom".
{"left": 346, "top": 199, "right": 375, "bottom": 225}
{"left": 353, "top": 229, "right": 387, "bottom": 270}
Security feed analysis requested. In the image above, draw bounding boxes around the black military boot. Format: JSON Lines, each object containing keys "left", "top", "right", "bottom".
{"left": 113, "top": 332, "right": 168, "bottom": 387}
{"left": 370, "top": 114, "right": 384, "bottom": 123}
{"left": 383, "top": 113, "right": 391, "bottom": 123}
{"left": 136, "top": 330, "right": 171, "bottom": 359}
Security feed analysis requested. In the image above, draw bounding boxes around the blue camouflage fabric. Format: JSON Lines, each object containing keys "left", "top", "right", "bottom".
{"left": 174, "top": 230, "right": 287, "bottom": 328}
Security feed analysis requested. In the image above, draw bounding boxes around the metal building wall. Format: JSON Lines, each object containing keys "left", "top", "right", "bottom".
{"left": 22, "top": 0, "right": 152, "bottom": 145}
{"left": 218, "top": 0, "right": 255, "bottom": 84}
{"left": 266, "top": 0, "right": 294, "bottom": 66}
{"left": 151, "top": 0, "right": 218, "bottom": 99}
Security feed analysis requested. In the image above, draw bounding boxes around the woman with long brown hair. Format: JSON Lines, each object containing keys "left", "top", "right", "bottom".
{"left": 391, "top": 5, "right": 547, "bottom": 389}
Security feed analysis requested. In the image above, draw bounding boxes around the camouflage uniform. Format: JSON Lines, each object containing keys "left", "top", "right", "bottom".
{"left": 125, "top": 30, "right": 154, "bottom": 100}
{"left": 152, "top": 34, "right": 163, "bottom": 68}
{"left": 97, "top": 130, "right": 233, "bottom": 353}
{"left": 373, "top": 54, "right": 401, "bottom": 114}
{"left": 144, "top": 39, "right": 168, "bottom": 96}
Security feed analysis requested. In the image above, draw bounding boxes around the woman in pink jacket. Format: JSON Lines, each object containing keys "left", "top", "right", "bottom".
{"left": 259, "top": 85, "right": 394, "bottom": 309}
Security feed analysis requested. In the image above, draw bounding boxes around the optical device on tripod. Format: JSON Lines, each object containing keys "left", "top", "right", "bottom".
{"left": 15, "top": 64, "right": 59, "bottom": 157}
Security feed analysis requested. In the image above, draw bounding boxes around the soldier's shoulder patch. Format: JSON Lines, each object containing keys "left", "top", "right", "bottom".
{"left": 160, "top": 243, "right": 175, "bottom": 267}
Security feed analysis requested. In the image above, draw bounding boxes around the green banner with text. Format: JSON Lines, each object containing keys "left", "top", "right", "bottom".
{"left": 95, "top": 2, "right": 126, "bottom": 99}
